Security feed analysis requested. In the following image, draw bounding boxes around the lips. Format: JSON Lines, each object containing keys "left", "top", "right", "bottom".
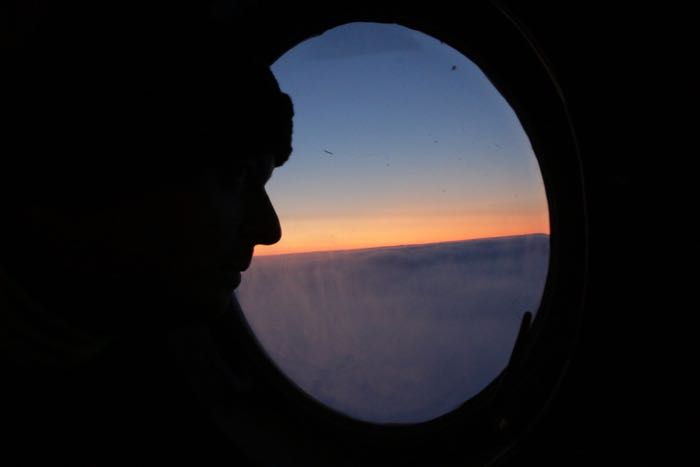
{"left": 231, "top": 271, "right": 242, "bottom": 288}
{"left": 237, "top": 258, "right": 253, "bottom": 272}
{"left": 221, "top": 258, "right": 252, "bottom": 273}
{"left": 226, "top": 248, "right": 255, "bottom": 272}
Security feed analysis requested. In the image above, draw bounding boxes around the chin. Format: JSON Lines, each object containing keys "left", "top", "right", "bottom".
{"left": 150, "top": 285, "right": 236, "bottom": 331}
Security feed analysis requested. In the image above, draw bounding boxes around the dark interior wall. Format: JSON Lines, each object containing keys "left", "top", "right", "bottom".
{"left": 491, "top": 2, "right": 655, "bottom": 465}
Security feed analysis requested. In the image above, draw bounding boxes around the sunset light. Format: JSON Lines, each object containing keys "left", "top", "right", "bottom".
{"left": 255, "top": 213, "right": 549, "bottom": 256}
{"left": 253, "top": 22, "right": 549, "bottom": 258}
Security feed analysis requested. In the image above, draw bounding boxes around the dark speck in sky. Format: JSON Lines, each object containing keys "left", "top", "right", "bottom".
{"left": 324, "top": 149, "right": 334, "bottom": 155}
{"left": 451, "top": 65, "right": 457, "bottom": 71}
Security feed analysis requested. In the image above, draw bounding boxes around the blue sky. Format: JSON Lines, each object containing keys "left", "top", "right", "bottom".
{"left": 258, "top": 22, "right": 548, "bottom": 254}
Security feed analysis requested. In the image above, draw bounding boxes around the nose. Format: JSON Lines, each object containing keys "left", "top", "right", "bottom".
{"left": 248, "top": 189, "right": 282, "bottom": 246}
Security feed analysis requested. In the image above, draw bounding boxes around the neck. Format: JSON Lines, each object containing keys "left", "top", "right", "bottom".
{"left": 0, "top": 267, "right": 111, "bottom": 370}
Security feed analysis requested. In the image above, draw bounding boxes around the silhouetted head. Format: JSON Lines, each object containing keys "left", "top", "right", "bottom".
{"left": 1, "top": 50, "right": 293, "bottom": 337}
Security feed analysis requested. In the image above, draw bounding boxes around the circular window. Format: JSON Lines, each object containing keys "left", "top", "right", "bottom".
{"left": 236, "top": 22, "right": 550, "bottom": 424}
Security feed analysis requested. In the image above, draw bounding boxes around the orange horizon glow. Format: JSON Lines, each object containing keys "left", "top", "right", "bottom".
{"left": 254, "top": 213, "right": 550, "bottom": 256}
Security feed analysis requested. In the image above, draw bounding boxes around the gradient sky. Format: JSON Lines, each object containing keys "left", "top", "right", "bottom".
{"left": 257, "top": 22, "right": 549, "bottom": 256}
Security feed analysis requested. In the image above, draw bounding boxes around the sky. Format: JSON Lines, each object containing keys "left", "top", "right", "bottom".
{"left": 257, "top": 21, "right": 549, "bottom": 256}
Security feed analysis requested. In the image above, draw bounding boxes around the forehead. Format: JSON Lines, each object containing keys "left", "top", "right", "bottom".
{"left": 203, "top": 91, "right": 293, "bottom": 170}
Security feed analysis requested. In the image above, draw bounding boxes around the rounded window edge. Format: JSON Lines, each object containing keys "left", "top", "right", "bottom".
{"left": 207, "top": 2, "right": 587, "bottom": 465}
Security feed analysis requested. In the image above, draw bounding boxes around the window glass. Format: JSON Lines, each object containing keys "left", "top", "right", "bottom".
{"left": 236, "top": 22, "right": 550, "bottom": 424}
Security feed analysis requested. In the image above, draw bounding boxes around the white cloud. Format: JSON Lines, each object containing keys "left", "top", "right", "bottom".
{"left": 237, "top": 234, "right": 549, "bottom": 423}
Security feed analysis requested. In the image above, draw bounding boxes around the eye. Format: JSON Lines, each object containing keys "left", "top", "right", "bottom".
{"left": 241, "top": 155, "right": 277, "bottom": 188}
{"left": 215, "top": 162, "right": 249, "bottom": 193}
{"left": 220, "top": 169, "right": 245, "bottom": 189}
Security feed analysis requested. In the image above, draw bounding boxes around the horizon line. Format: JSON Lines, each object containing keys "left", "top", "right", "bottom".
{"left": 254, "top": 232, "right": 550, "bottom": 258}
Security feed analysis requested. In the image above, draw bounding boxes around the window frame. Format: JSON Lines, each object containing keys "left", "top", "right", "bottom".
{"left": 196, "top": 1, "right": 587, "bottom": 465}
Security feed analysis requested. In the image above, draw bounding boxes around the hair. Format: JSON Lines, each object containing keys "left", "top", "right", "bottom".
{"left": 1, "top": 48, "right": 293, "bottom": 207}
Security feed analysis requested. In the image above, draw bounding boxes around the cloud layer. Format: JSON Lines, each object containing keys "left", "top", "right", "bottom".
{"left": 236, "top": 234, "right": 549, "bottom": 424}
